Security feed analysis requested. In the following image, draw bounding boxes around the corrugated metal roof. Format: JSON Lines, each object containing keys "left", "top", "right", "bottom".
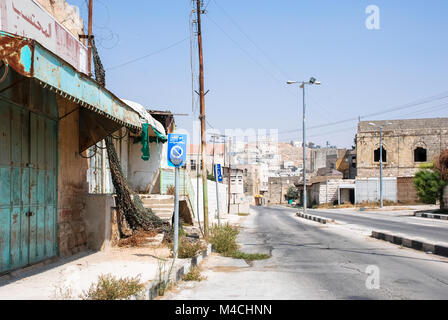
{"left": 0, "top": 31, "right": 143, "bottom": 130}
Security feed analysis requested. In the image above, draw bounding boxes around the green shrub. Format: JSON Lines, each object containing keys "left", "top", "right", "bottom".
{"left": 414, "top": 169, "right": 447, "bottom": 205}
{"left": 208, "top": 223, "right": 239, "bottom": 256}
{"left": 209, "top": 224, "right": 270, "bottom": 261}
{"left": 80, "top": 274, "right": 145, "bottom": 300}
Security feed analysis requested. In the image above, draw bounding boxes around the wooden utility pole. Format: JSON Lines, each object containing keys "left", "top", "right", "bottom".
{"left": 88, "top": 0, "right": 93, "bottom": 76}
{"left": 196, "top": 0, "right": 209, "bottom": 236}
{"left": 227, "top": 138, "right": 232, "bottom": 214}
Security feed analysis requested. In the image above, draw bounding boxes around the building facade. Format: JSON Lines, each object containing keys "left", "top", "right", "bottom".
{"left": 357, "top": 118, "right": 448, "bottom": 203}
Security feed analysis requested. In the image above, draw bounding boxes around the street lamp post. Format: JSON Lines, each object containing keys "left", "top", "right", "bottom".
{"left": 287, "top": 78, "right": 321, "bottom": 213}
{"left": 369, "top": 122, "right": 392, "bottom": 208}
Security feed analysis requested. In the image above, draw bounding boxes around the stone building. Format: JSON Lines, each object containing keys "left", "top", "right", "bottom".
{"left": 266, "top": 176, "right": 301, "bottom": 205}
{"left": 310, "top": 148, "right": 347, "bottom": 175}
{"left": 357, "top": 118, "right": 448, "bottom": 203}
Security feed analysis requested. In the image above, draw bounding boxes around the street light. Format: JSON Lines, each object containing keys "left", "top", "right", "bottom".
{"left": 368, "top": 122, "right": 393, "bottom": 208}
{"left": 287, "top": 77, "right": 321, "bottom": 213}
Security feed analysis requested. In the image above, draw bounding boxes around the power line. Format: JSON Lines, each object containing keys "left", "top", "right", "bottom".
{"left": 204, "top": 14, "right": 295, "bottom": 94}
{"left": 106, "top": 37, "right": 190, "bottom": 71}
{"left": 212, "top": 0, "right": 292, "bottom": 80}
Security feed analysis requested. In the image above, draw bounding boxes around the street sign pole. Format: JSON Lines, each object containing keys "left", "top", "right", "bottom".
{"left": 167, "top": 133, "right": 187, "bottom": 260}
{"left": 215, "top": 165, "right": 221, "bottom": 225}
{"left": 174, "top": 166, "right": 179, "bottom": 259}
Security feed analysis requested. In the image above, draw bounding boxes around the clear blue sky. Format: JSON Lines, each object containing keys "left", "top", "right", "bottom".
{"left": 70, "top": 0, "right": 448, "bottom": 148}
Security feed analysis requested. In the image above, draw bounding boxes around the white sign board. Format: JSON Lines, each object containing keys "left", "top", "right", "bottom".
{"left": 0, "top": 0, "right": 88, "bottom": 74}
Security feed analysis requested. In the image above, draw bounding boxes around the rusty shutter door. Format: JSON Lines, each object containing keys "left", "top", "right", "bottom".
{"left": 0, "top": 100, "right": 57, "bottom": 274}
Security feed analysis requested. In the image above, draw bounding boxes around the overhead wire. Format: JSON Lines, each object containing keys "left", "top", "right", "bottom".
{"left": 106, "top": 37, "right": 190, "bottom": 71}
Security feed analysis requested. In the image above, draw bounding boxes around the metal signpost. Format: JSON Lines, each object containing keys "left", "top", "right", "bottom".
{"left": 167, "top": 133, "right": 187, "bottom": 259}
{"left": 214, "top": 164, "right": 223, "bottom": 224}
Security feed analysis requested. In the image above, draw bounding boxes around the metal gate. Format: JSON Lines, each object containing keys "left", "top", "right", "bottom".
{"left": 0, "top": 100, "right": 58, "bottom": 273}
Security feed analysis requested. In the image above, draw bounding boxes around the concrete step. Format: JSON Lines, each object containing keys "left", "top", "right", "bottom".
{"left": 144, "top": 203, "right": 174, "bottom": 209}
{"left": 140, "top": 195, "right": 174, "bottom": 205}
{"left": 151, "top": 208, "right": 174, "bottom": 214}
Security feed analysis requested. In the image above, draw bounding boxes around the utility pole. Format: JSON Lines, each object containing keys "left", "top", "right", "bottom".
{"left": 88, "top": 0, "right": 93, "bottom": 76}
{"left": 379, "top": 126, "right": 383, "bottom": 209}
{"left": 227, "top": 138, "right": 232, "bottom": 214}
{"left": 196, "top": 0, "right": 209, "bottom": 236}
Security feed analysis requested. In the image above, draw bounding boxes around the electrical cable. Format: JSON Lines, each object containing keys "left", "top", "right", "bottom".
{"left": 106, "top": 37, "right": 190, "bottom": 71}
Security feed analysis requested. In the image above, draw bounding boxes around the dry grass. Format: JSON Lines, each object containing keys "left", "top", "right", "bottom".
{"left": 316, "top": 200, "right": 414, "bottom": 210}
{"left": 117, "top": 230, "right": 158, "bottom": 248}
{"left": 316, "top": 203, "right": 355, "bottom": 209}
{"left": 208, "top": 223, "right": 270, "bottom": 261}
{"left": 166, "top": 185, "right": 175, "bottom": 195}
{"left": 80, "top": 274, "right": 146, "bottom": 300}
{"left": 169, "top": 236, "right": 206, "bottom": 259}
{"left": 183, "top": 265, "right": 206, "bottom": 282}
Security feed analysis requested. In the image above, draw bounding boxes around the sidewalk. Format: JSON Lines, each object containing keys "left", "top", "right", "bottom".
{"left": 0, "top": 213, "right": 244, "bottom": 300}
{"left": 0, "top": 244, "right": 173, "bottom": 300}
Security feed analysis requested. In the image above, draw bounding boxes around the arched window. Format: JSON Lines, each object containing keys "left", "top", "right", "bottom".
{"left": 374, "top": 147, "right": 386, "bottom": 162}
{"left": 414, "top": 147, "right": 427, "bottom": 162}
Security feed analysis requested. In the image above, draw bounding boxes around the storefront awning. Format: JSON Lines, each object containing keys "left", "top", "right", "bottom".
{"left": 0, "top": 31, "right": 143, "bottom": 131}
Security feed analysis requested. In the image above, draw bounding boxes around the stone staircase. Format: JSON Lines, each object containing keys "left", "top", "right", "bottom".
{"left": 140, "top": 195, "right": 174, "bottom": 223}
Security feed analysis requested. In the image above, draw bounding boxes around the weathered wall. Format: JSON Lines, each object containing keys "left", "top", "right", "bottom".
{"left": 36, "top": 0, "right": 84, "bottom": 38}
{"left": 357, "top": 119, "right": 448, "bottom": 178}
{"left": 127, "top": 139, "right": 162, "bottom": 193}
{"left": 310, "top": 179, "right": 354, "bottom": 205}
{"left": 397, "top": 177, "right": 419, "bottom": 203}
{"left": 83, "top": 194, "right": 115, "bottom": 251}
{"left": 57, "top": 97, "right": 88, "bottom": 257}
{"left": 191, "top": 178, "right": 228, "bottom": 223}
{"left": 265, "top": 176, "right": 300, "bottom": 204}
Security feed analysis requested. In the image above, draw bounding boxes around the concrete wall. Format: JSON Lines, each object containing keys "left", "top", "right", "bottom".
{"left": 356, "top": 178, "right": 397, "bottom": 203}
{"left": 310, "top": 179, "right": 354, "bottom": 205}
{"left": 229, "top": 202, "right": 250, "bottom": 215}
{"left": 357, "top": 119, "right": 448, "bottom": 178}
{"left": 128, "top": 139, "right": 162, "bottom": 193}
{"left": 56, "top": 97, "right": 88, "bottom": 257}
{"left": 443, "top": 185, "right": 448, "bottom": 209}
{"left": 83, "top": 194, "right": 115, "bottom": 251}
{"left": 191, "top": 178, "right": 228, "bottom": 225}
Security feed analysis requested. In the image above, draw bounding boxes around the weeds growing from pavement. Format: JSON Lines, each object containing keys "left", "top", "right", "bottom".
{"left": 169, "top": 236, "right": 206, "bottom": 259}
{"left": 80, "top": 274, "right": 145, "bottom": 300}
{"left": 182, "top": 265, "right": 205, "bottom": 282}
{"left": 208, "top": 223, "right": 270, "bottom": 261}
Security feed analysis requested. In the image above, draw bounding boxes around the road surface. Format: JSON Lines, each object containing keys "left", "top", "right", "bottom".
{"left": 162, "top": 206, "right": 448, "bottom": 300}
{"left": 308, "top": 208, "right": 448, "bottom": 244}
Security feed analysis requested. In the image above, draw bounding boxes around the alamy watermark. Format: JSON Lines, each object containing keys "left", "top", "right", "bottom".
{"left": 365, "top": 5, "right": 380, "bottom": 30}
{"left": 365, "top": 265, "right": 380, "bottom": 289}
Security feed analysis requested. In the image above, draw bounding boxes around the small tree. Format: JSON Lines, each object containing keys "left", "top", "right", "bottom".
{"left": 286, "top": 186, "right": 299, "bottom": 200}
{"left": 414, "top": 162, "right": 448, "bottom": 208}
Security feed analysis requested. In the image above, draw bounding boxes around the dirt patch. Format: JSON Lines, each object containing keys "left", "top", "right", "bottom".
{"left": 210, "top": 266, "right": 247, "bottom": 273}
{"left": 117, "top": 230, "right": 159, "bottom": 248}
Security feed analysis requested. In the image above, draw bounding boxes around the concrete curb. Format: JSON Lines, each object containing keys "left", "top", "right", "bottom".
{"left": 296, "top": 212, "right": 334, "bottom": 224}
{"left": 414, "top": 212, "right": 448, "bottom": 221}
{"left": 371, "top": 231, "right": 448, "bottom": 258}
{"left": 147, "top": 243, "right": 212, "bottom": 300}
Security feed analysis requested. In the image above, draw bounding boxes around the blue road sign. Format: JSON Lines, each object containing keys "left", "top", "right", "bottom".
{"left": 214, "top": 164, "right": 223, "bottom": 182}
{"left": 168, "top": 133, "right": 187, "bottom": 167}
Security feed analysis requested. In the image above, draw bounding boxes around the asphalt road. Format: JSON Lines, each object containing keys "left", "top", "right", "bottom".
{"left": 163, "top": 206, "right": 448, "bottom": 300}
{"left": 308, "top": 208, "right": 448, "bottom": 244}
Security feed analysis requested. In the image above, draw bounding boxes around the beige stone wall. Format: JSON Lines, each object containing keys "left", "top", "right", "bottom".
{"left": 265, "top": 176, "right": 300, "bottom": 204}
{"left": 357, "top": 119, "right": 448, "bottom": 178}
{"left": 36, "top": 0, "right": 85, "bottom": 38}
{"left": 311, "top": 179, "right": 352, "bottom": 205}
{"left": 57, "top": 97, "right": 88, "bottom": 257}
